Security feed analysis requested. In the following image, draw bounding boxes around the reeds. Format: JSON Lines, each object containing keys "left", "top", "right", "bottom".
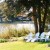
{"left": 0, "top": 24, "right": 35, "bottom": 39}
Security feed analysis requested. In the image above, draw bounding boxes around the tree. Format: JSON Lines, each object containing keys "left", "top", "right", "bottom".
{"left": 5, "top": 0, "right": 50, "bottom": 35}
{"left": 18, "top": 0, "right": 50, "bottom": 35}
{"left": 5, "top": 0, "right": 24, "bottom": 21}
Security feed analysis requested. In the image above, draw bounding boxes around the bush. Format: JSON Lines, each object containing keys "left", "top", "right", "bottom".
{"left": 0, "top": 24, "right": 35, "bottom": 39}
{"left": 0, "top": 39, "right": 8, "bottom": 43}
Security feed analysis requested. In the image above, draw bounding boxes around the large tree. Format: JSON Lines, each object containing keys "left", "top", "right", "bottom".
{"left": 18, "top": 0, "right": 50, "bottom": 34}
{"left": 5, "top": 0, "right": 50, "bottom": 35}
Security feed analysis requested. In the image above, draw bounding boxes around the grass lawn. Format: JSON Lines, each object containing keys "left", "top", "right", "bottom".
{"left": 0, "top": 40, "right": 50, "bottom": 50}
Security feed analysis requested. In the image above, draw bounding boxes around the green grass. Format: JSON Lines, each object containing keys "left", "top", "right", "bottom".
{"left": 0, "top": 40, "right": 50, "bottom": 50}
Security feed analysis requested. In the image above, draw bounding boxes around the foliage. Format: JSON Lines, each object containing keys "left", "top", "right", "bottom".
{"left": 5, "top": 0, "right": 24, "bottom": 17}
{"left": 18, "top": 0, "right": 50, "bottom": 34}
{"left": 0, "top": 38, "right": 8, "bottom": 43}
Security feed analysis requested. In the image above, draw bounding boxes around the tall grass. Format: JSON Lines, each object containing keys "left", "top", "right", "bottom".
{"left": 0, "top": 24, "right": 35, "bottom": 39}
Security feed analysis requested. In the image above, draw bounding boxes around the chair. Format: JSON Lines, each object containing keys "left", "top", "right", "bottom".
{"left": 31, "top": 32, "right": 40, "bottom": 42}
{"left": 45, "top": 35, "right": 49, "bottom": 42}
{"left": 26, "top": 36, "right": 33, "bottom": 42}
{"left": 45, "top": 31, "right": 50, "bottom": 42}
{"left": 40, "top": 32, "right": 45, "bottom": 42}
{"left": 24, "top": 32, "right": 33, "bottom": 42}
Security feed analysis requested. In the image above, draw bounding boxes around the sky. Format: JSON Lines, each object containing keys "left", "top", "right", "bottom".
{"left": 0, "top": 0, "right": 5, "bottom": 3}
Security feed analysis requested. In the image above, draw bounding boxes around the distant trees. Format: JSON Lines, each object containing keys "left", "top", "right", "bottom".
{"left": 0, "top": 2, "right": 8, "bottom": 22}
{"left": 5, "top": 0, "right": 24, "bottom": 17}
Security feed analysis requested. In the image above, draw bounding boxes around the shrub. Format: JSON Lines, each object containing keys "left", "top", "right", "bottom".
{"left": 0, "top": 24, "right": 35, "bottom": 39}
{"left": 0, "top": 38, "right": 8, "bottom": 43}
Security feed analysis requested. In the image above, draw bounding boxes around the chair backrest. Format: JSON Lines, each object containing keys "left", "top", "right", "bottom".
{"left": 26, "top": 32, "right": 33, "bottom": 38}
{"left": 45, "top": 31, "right": 50, "bottom": 39}
{"left": 35, "top": 32, "right": 40, "bottom": 37}
{"left": 47, "top": 31, "right": 50, "bottom": 35}
{"left": 28, "top": 32, "right": 33, "bottom": 37}
{"left": 40, "top": 32, "right": 45, "bottom": 38}
{"left": 45, "top": 35, "right": 49, "bottom": 39}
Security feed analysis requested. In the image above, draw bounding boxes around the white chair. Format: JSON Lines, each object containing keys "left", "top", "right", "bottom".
{"left": 45, "top": 31, "right": 50, "bottom": 42}
{"left": 25, "top": 32, "right": 33, "bottom": 42}
{"left": 40, "top": 32, "right": 45, "bottom": 42}
{"left": 31, "top": 32, "right": 40, "bottom": 42}
{"left": 45, "top": 35, "right": 49, "bottom": 42}
{"left": 47, "top": 31, "right": 50, "bottom": 36}
{"left": 26, "top": 36, "right": 33, "bottom": 42}
{"left": 24, "top": 32, "right": 33, "bottom": 39}
{"left": 24, "top": 35, "right": 30, "bottom": 40}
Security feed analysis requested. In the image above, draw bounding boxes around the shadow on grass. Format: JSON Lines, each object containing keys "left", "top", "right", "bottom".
{"left": 38, "top": 41, "right": 50, "bottom": 44}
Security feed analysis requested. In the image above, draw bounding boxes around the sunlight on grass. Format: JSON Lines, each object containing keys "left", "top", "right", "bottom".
{"left": 0, "top": 41, "right": 50, "bottom": 50}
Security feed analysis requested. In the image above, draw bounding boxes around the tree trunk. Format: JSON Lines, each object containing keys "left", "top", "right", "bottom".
{"left": 34, "top": 15, "right": 38, "bottom": 33}
{"left": 38, "top": 0, "right": 42, "bottom": 35}
{"left": 33, "top": 7, "right": 38, "bottom": 33}
{"left": 42, "top": 0, "right": 48, "bottom": 32}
